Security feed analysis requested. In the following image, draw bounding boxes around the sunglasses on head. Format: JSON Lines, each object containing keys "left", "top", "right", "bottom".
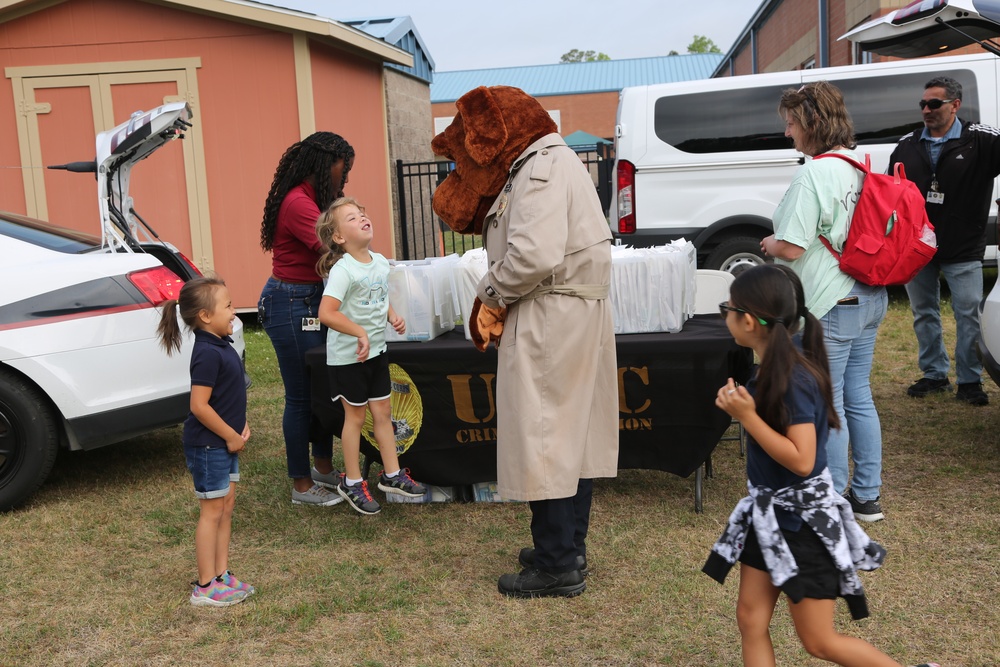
{"left": 919, "top": 98, "right": 955, "bottom": 110}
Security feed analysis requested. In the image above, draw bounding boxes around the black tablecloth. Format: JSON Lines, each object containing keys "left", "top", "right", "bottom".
{"left": 306, "top": 314, "right": 752, "bottom": 486}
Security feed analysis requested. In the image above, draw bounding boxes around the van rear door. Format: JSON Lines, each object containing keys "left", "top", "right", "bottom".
{"left": 841, "top": 0, "right": 1000, "bottom": 58}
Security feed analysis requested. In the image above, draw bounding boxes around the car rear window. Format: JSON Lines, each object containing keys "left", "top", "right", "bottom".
{"left": 0, "top": 212, "right": 100, "bottom": 253}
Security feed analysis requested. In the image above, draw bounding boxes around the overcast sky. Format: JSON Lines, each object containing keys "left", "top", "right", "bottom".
{"left": 270, "top": 1, "right": 760, "bottom": 71}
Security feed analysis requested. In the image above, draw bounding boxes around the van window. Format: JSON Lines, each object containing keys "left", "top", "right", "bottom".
{"left": 654, "top": 69, "right": 980, "bottom": 153}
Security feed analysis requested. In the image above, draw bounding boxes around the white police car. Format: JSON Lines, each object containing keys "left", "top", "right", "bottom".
{"left": 0, "top": 102, "right": 245, "bottom": 510}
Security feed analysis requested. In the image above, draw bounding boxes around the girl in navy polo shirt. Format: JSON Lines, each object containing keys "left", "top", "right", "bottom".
{"left": 702, "top": 266, "right": 935, "bottom": 667}
{"left": 158, "top": 276, "right": 253, "bottom": 607}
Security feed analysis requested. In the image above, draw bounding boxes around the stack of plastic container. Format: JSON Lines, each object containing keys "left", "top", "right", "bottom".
{"left": 452, "top": 248, "right": 489, "bottom": 341}
{"left": 609, "top": 240, "right": 696, "bottom": 334}
{"left": 384, "top": 255, "right": 460, "bottom": 342}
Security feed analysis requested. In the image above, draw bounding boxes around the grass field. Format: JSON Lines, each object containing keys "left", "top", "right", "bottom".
{"left": 1, "top": 286, "right": 998, "bottom": 666}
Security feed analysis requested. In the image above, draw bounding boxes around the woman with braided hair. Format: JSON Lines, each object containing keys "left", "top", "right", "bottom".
{"left": 258, "top": 132, "right": 355, "bottom": 506}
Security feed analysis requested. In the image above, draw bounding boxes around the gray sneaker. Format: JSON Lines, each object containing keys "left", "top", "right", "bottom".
{"left": 847, "top": 488, "right": 884, "bottom": 523}
{"left": 311, "top": 467, "right": 343, "bottom": 490}
{"left": 292, "top": 484, "right": 343, "bottom": 506}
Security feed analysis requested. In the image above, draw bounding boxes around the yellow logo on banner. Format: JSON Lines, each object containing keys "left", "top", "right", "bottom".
{"left": 362, "top": 363, "right": 423, "bottom": 454}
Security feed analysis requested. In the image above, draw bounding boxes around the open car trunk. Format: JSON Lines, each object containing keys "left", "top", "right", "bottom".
{"left": 841, "top": 0, "right": 1000, "bottom": 58}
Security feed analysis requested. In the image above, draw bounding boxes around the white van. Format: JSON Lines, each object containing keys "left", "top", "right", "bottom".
{"left": 611, "top": 51, "right": 1000, "bottom": 273}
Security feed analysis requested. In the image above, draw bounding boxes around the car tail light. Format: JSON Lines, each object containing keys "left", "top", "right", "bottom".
{"left": 177, "top": 251, "right": 203, "bottom": 277}
{"left": 617, "top": 160, "right": 636, "bottom": 234}
{"left": 128, "top": 266, "right": 185, "bottom": 304}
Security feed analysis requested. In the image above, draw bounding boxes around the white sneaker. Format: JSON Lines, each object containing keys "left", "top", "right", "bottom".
{"left": 291, "top": 484, "right": 343, "bottom": 506}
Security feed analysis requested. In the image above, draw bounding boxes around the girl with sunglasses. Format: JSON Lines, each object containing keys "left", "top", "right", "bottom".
{"left": 704, "top": 264, "right": 937, "bottom": 667}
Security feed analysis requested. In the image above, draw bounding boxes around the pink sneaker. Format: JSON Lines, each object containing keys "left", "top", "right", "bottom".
{"left": 217, "top": 570, "right": 256, "bottom": 596}
{"left": 189, "top": 578, "right": 247, "bottom": 607}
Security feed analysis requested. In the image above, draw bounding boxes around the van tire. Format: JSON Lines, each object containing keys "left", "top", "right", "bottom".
{"left": 705, "top": 236, "right": 766, "bottom": 276}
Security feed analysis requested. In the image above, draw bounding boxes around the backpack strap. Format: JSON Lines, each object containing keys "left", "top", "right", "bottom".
{"left": 818, "top": 233, "right": 841, "bottom": 260}
{"left": 813, "top": 152, "right": 871, "bottom": 258}
{"left": 813, "top": 152, "right": 871, "bottom": 174}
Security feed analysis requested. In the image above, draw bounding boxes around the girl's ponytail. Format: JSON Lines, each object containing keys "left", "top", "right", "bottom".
{"left": 155, "top": 277, "right": 227, "bottom": 357}
{"left": 157, "top": 299, "right": 183, "bottom": 356}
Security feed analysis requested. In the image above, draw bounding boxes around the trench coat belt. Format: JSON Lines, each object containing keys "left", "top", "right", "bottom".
{"left": 519, "top": 283, "right": 609, "bottom": 301}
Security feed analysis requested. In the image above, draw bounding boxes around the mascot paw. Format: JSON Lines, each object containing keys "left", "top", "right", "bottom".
{"left": 469, "top": 297, "right": 507, "bottom": 352}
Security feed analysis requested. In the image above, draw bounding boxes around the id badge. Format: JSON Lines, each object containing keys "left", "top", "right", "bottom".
{"left": 927, "top": 191, "right": 945, "bottom": 205}
{"left": 301, "top": 317, "right": 321, "bottom": 331}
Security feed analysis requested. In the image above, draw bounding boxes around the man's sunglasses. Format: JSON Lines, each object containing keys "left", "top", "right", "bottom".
{"left": 919, "top": 98, "right": 955, "bottom": 110}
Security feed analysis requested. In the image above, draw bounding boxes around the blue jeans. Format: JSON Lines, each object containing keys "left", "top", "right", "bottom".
{"left": 185, "top": 445, "right": 239, "bottom": 499}
{"left": 258, "top": 277, "right": 333, "bottom": 479}
{"left": 820, "top": 283, "right": 887, "bottom": 501}
{"left": 904, "top": 260, "right": 984, "bottom": 385}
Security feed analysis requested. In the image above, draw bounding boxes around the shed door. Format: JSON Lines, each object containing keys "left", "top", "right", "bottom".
{"left": 10, "top": 65, "right": 213, "bottom": 270}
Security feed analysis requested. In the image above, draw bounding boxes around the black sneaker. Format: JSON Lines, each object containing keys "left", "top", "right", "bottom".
{"left": 377, "top": 468, "right": 427, "bottom": 497}
{"left": 518, "top": 547, "right": 589, "bottom": 577}
{"left": 847, "top": 488, "right": 884, "bottom": 523}
{"left": 497, "top": 567, "right": 586, "bottom": 599}
{"left": 906, "top": 377, "right": 951, "bottom": 397}
{"left": 337, "top": 478, "right": 381, "bottom": 515}
{"left": 955, "top": 382, "right": 989, "bottom": 406}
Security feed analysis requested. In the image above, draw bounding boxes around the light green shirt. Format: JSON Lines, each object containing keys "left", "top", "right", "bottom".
{"left": 322, "top": 251, "right": 391, "bottom": 366}
{"left": 772, "top": 148, "right": 863, "bottom": 319}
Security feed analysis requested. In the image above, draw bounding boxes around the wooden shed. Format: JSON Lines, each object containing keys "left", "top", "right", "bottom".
{"left": 0, "top": 0, "right": 413, "bottom": 310}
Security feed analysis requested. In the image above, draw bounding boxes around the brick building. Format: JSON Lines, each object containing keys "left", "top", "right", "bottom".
{"left": 430, "top": 54, "right": 724, "bottom": 142}
{"left": 715, "top": 0, "right": 986, "bottom": 77}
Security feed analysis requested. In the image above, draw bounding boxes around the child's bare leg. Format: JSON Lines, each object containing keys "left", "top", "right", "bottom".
{"left": 195, "top": 495, "right": 226, "bottom": 585}
{"left": 737, "top": 564, "right": 781, "bottom": 667}
{"left": 214, "top": 484, "right": 236, "bottom": 577}
{"left": 788, "top": 597, "right": 902, "bottom": 667}
{"left": 340, "top": 400, "right": 368, "bottom": 480}
{"left": 369, "top": 398, "right": 400, "bottom": 473}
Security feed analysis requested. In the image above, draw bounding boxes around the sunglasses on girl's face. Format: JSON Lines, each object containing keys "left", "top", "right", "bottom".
{"left": 719, "top": 302, "right": 770, "bottom": 326}
{"left": 919, "top": 98, "right": 955, "bottom": 110}
{"left": 719, "top": 302, "right": 748, "bottom": 318}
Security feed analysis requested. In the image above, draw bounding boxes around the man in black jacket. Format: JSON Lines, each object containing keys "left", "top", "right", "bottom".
{"left": 889, "top": 76, "right": 1000, "bottom": 406}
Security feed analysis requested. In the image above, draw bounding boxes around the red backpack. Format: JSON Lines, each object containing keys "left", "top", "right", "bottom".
{"left": 813, "top": 153, "right": 937, "bottom": 286}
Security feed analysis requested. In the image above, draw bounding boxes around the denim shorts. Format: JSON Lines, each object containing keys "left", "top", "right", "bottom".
{"left": 185, "top": 445, "right": 240, "bottom": 499}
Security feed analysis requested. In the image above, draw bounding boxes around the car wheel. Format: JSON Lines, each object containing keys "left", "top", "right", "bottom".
{"left": 0, "top": 369, "right": 59, "bottom": 511}
{"left": 704, "top": 236, "right": 767, "bottom": 277}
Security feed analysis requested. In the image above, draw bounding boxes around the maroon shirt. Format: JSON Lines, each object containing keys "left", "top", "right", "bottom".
{"left": 271, "top": 181, "right": 324, "bottom": 283}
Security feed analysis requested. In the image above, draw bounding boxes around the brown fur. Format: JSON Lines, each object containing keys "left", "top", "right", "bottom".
{"left": 431, "top": 86, "right": 557, "bottom": 234}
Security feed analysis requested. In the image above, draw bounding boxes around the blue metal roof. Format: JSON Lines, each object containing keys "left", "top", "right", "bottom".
{"left": 340, "top": 16, "right": 435, "bottom": 84}
{"left": 430, "top": 54, "right": 725, "bottom": 102}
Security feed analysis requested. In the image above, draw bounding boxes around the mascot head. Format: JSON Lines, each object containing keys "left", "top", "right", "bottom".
{"left": 431, "top": 86, "right": 558, "bottom": 234}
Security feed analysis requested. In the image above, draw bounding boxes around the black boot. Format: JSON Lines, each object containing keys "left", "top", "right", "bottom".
{"left": 497, "top": 568, "right": 585, "bottom": 598}
{"left": 518, "top": 547, "right": 589, "bottom": 576}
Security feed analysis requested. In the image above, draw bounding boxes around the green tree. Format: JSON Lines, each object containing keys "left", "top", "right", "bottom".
{"left": 560, "top": 49, "right": 611, "bottom": 63}
{"left": 687, "top": 35, "right": 721, "bottom": 54}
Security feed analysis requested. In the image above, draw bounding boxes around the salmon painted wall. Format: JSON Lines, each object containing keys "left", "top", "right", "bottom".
{"left": 309, "top": 41, "right": 394, "bottom": 259}
{"left": 0, "top": 0, "right": 393, "bottom": 310}
{"left": 431, "top": 91, "right": 619, "bottom": 141}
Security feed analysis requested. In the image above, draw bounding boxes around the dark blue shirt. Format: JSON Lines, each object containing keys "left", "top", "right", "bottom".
{"left": 745, "top": 363, "right": 829, "bottom": 531}
{"left": 183, "top": 329, "right": 247, "bottom": 448}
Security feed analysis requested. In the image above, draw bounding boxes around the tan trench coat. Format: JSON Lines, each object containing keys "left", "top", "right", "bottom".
{"left": 476, "top": 133, "right": 619, "bottom": 501}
